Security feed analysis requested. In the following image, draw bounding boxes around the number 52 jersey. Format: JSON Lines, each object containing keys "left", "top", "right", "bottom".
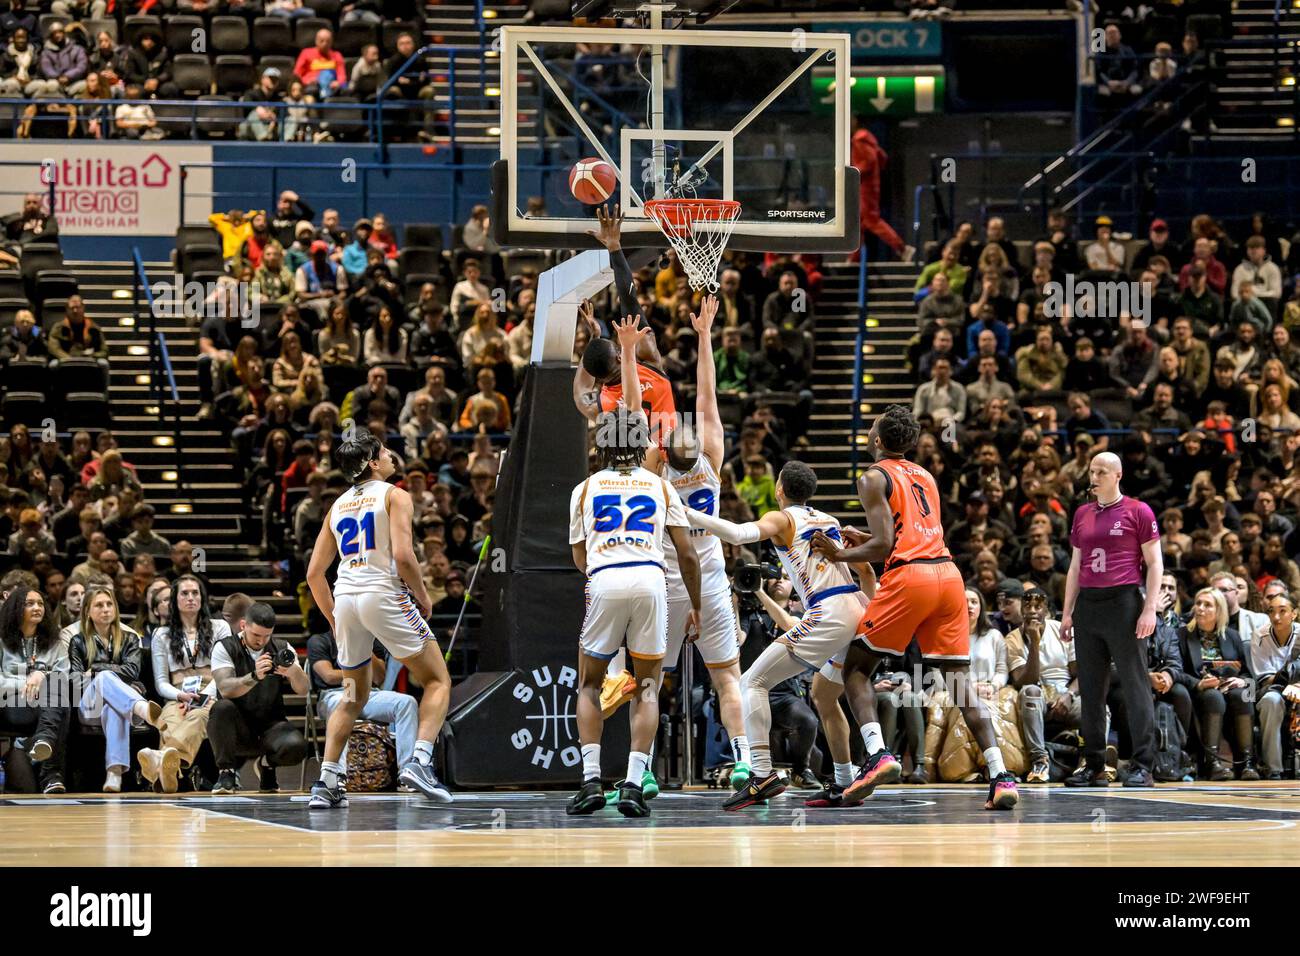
{"left": 569, "top": 466, "right": 689, "bottom": 574}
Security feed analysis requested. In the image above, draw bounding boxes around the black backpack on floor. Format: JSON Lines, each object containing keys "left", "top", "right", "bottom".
{"left": 1152, "top": 700, "right": 1191, "bottom": 782}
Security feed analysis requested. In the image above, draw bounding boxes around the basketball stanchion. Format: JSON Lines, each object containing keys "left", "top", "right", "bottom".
{"left": 444, "top": 534, "right": 492, "bottom": 663}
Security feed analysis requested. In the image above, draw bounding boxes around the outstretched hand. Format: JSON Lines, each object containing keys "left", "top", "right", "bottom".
{"left": 578, "top": 299, "right": 600, "bottom": 338}
{"left": 614, "top": 314, "right": 649, "bottom": 353}
{"left": 586, "top": 204, "right": 623, "bottom": 252}
{"left": 689, "top": 295, "right": 719, "bottom": 337}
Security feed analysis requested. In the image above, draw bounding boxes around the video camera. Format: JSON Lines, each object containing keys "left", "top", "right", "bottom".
{"left": 733, "top": 562, "right": 782, "bottom": 595}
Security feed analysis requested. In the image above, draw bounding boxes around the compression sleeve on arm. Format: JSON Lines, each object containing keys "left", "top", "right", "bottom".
{"left": 611, "top": 249, "right": 647, "bottom": 328}
{"left": 686, "top": 508, "right": 762, "bottom": 545}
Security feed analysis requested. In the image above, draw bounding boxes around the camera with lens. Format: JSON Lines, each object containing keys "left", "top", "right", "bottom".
{"left": 270, "top": 643, "right": 296, "bottom": 669}
{"left": 733, "top": 561, "right": 782, "bottom": 595}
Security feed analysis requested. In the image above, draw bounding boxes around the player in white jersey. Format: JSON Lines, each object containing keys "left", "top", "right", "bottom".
{"left": 658, "top": 295, "right": 752, "bottom": 790}
{"left": 305, "top": 429, "right": 454, "bottom": 807}
{"left": 683, "top": 460, "right": 871, "bottom": 810}
{"left": 567, "top": 317, "right": 702, "bottom": 819}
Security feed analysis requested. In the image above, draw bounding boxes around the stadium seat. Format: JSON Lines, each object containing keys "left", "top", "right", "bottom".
{"left": 85, "top": 18, "right": 119, "bottom": 43}
{"left": 1091, "top": 387, "right": 1134, "bottom": 426}
{"left": 215, "top": 55, "right": 257, "bottom": 94}
{"left": 153, "top": 101, "right": 198, "bottom": 138}
{"left": 399, "top": 246, "right": 441, "bottom": 277}
{"left": 318, "top": 97, "right": 367, "bottom": 141}
{"left": 181, "top": 244, "right": 225, "bottom": 277}
{"left": 38, "top": 14, "right": 62, "bottom": 37}
{"left": 52, "top": 359, "right": 109, "bottom": 398}
{"left": 211, "top": 16, "right": 252, "bottom": 53}
{"left": 19, "top": 244, "right": 63, "bottom": 281}
{"left": 124, "top": 15, "right": 163, "bottom": 48}
{"left": 0, "top": 273, "right": 24, "bottom": 299}
{"left": 382, "top": 21, "right": 419, "bottom": 55}
{"left": 1, "top": 392, "right": 46, "bottom": 428}
{"left": 377, "top": 362, "right": 417, "bottom": 395}
{"left": 164, "top": 15, "right": 204, "bottom": 55}
{"left": 173, "top": 55, "right": 215, "bottom": 97}
{"left": 323, "top": 364, "right": 367, "bottom": 405}
{"left": 403, "top": 223, "right": 443, "bottom": 252}
{"left": 335, "top": 20, "right": 378, "bottom": 57}
{"left": 33, "top": 271, "right": 77, "bottom": 307}
{"left": 252, "top": 17, "right": 296, "bottom": 56}
{"left": 196, "top": 96, "right": 245, "bottom": 138}
{"left": 40, "top": 298, "right": 68, "bottom": 331}
{"left": 176, "top": 223, "right": 221, "bottom": 251}
{"left": 61, "top": 393, "right": 111, "bottom": 430}
{"left": 294, "top": 17, "right": 333, "bottom": 49}
{"left": 3, "top": 360, "right": 47, "bottom": 394}
{"left": 1186, "top": 13, "right": 1225, "bottom": 42}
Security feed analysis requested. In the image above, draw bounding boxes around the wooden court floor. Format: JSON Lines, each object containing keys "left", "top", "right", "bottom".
{"left": 1, "top": 783, "right": 1296, "bottom": 866}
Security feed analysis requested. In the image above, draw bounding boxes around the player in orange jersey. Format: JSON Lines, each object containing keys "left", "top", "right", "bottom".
{"left": 812, "top": 405, "right": 1019, "bottom": 811}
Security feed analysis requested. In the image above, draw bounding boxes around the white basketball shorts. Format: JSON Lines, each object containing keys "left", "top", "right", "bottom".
{"left": 665, "top": 586, "right": 741, "bottom": 670}
{"left": 333, "top": 590, "right": 432, "bottom": 669}
{"left": 580, "top": 564, "right": 668, "bottom": 663}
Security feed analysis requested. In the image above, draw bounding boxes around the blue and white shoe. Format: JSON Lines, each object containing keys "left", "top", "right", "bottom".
{"left": 308, "top": 779, "right": 348, "bottom": 809}
{"left": 399, "top": 761, "right": 453, "bottom": 802}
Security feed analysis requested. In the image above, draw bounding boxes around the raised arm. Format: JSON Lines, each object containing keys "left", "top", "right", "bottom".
{"left": 686, "top": 505, "right": 792, "bottom": 546}
{"left": 615, "top": 314, "right": 649, "bottom": 419}
{"left": 689, "top": 295, "right": 725, "bottom": 467}
{"left": 588, "top": 205, "right": 661, "bottom": 366}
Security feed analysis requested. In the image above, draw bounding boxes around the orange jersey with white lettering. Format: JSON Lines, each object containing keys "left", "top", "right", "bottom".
{"left": 600, "top": 362, "right": 678, "bottom": 446}
{"left": 870, "top": 457, "right": 951, "bottom": 569}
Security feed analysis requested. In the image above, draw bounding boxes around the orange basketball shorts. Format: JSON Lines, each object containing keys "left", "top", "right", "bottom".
{"left": 856, "top": 559, "right": 969, "bottom": 662}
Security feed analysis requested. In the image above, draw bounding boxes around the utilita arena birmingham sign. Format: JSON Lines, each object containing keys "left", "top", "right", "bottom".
{"left": 20, "top": 143, "right": 213, "bottom": 236}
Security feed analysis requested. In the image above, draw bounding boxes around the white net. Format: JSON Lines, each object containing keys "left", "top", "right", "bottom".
{"left": 643, "top": 199, "right": 742, "bottom": 294}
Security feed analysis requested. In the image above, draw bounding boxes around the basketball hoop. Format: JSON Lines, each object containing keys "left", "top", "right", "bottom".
{"left": 643, "top": 198, "right": 741, "bottom": 294}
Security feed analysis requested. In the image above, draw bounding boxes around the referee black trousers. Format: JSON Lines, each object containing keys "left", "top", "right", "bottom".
{"left": 1074, "top": 585, "right": 1156, "bottom": 772}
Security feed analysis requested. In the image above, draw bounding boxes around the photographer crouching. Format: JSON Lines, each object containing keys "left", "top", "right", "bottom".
{"left": 734, "top": 563, "right": 823, "bottom": 789}
{"left": 207, "top": 602, "right": 310, "bottom": 794}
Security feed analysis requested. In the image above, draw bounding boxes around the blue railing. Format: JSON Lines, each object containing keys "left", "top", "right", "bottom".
{"left": 133, "top": 246, "right": 184, "bottom": 485}
{"left": 374, "top": 44, "right": 493, "bottom": 157}
{"left": 849, "top": 248, "right": 869, "bottom": 479}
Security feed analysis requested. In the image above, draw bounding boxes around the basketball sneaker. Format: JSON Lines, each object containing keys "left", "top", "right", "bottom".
{"left": 985, "top": 771, "right": 1019, "bottom": 810}
{"left": 308, "top": 779, "right": 348, "bottom": 809}
{"left": 724, "top": 771, "right": 787, "bottom": 811}
{"left": 1026, "top": 757, "right": 1051, "bottom": 784}
{"left": 804, "top": 782, "right": 852, "bottom": 808}
{"left": 843, "top": 749, "right": 902, "bottom": 801}
{"left": 567, "top": 779, "right": 607, "bottom": 816}
{"left": 1064, "top": 765, "right": 1109, "bottom": 787}
{"left": 599, "top": 670, "right": 638, "bottom": 718}
{"left": 257, "top": 758, "right": 280, "bottom": 793}
{"left": 730, "top": 761, "right": 752, "bottom": 791}
{"left": 212, "top": 769, "right": 240, "bottom": 795}
{"left": 640, "top": 769, "right": 659, "bottom": 799}
{"left": 616, "top": 780, "right": 651, "bottom": 818}
{"left": 399, "top": 761, "right": 453, "bottom": 802}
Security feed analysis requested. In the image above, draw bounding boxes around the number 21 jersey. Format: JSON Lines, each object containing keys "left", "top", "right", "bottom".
{"left": 330, "top": 479, "right": 401, "bottom": 595}
{"left": 569, "top": 467, "right": 689, "bottom": 575}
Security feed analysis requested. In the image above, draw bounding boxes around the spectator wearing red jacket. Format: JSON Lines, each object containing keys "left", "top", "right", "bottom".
{"left": 294, "top": 28, "right": 345, "bottom": 99}
{"left": 280, "top": 439, "right": 318, "bottom": 511}
{"left": 1178, "top": 236, "right": 1228, "bottom": 297}
{"left": 850, "top": 119, "right": 913, "bottom": 263}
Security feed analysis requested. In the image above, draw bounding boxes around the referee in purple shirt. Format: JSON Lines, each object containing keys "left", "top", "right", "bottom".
{"left": 1060, "top": 451, "right": 1162, "bottom": 787}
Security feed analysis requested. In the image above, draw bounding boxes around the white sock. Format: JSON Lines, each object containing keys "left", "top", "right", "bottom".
{"left": 984, "top": 747, "right": 1006, "bottom": 777}
{"left": 861, "top": 721, "right": 885, "bottom": 756}
{"left": 750, "top": 743, "right": 773, "bottom": 775}
{"left": 581, "top": 743, "right": 601, "bottom": 780}
{"left": 731, "top": 736, "right": 751, "bottom": 764}
{"left": 321, "top": 760, "right": 343, "bottom": 789}
{"left": 834, "top": 761, "right": 855, "bottom": 787}
{"left": 414, "top": 740, "right": 434, "bottom": 767}
{"left": 626, "top": 750, "right": 649, "bottom": 783}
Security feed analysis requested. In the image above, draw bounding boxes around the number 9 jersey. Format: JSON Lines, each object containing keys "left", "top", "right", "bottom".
{"left": 568, "top": 466, "right": 689, "bottom": 574}
{"left": 330, "top": 479, "right": 402, "bottom": 596}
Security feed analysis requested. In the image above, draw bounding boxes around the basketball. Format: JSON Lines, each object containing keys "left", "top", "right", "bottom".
{"left": 569, "top": 157, "right": 617, "bottom": 205}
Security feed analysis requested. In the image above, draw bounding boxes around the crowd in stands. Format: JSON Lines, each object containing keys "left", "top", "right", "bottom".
{"left": 0, "top": 0, "right": 455, "bottom": 141}
{"left": 896, "top": 207, "right": 1300, "bottom": 782}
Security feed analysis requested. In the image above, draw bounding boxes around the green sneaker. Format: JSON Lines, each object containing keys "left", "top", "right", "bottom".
{"left": 730, "top": 761, "right": 752, "bottom": 792}
{"left": 640, "top": 770, "right": 659, "bottom": 800}
{"left": 603, "top": 785, "right": 620, "bottom": 807}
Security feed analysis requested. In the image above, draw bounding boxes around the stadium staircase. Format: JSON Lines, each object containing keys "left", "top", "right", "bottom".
{"left": 805, "top": 260, "right": 921, "bottom": 525}
{"left": 83, "top": 261, "right": 304, "bottom": 645}
{"left": 1209, "top": 0, "right": 1300, "bottom": 139}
